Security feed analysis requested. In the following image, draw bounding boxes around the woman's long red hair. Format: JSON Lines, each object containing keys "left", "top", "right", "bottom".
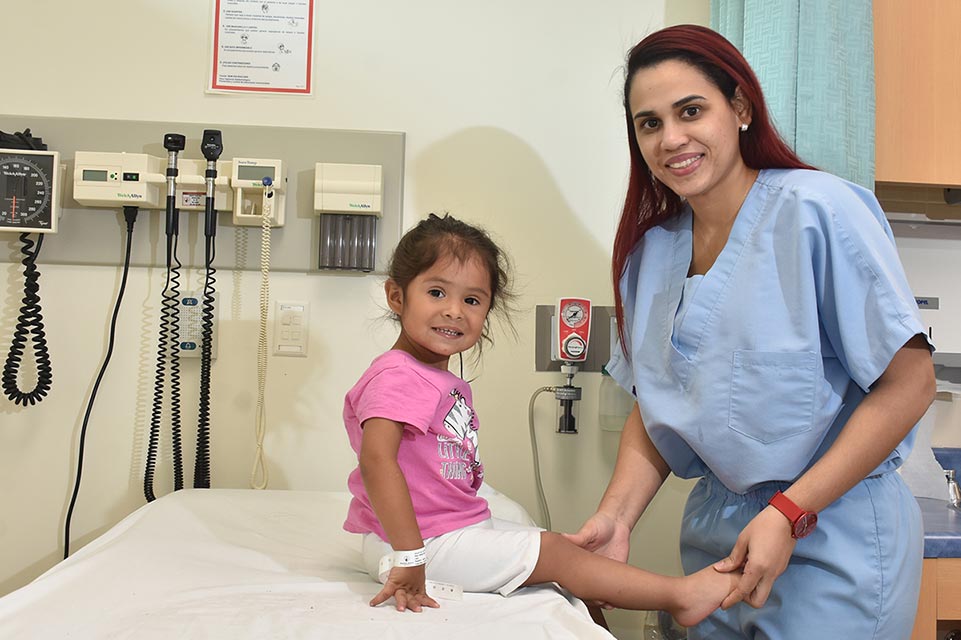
{"left": 612, "top": 24, "right": 815, "bottom": 355}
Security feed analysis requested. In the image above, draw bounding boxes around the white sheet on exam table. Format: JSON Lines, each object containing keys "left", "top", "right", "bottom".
{"left": 0, "top": 487, "right": 614, "bottom": 640}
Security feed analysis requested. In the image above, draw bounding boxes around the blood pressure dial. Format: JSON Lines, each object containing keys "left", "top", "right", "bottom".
{"left": 0, "top": 149, "right": 59, "bottom": 233}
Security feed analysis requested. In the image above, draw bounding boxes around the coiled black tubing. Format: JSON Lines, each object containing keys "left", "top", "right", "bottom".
{"left": 144, "top": 233, "right": 185, "bottom": 502}
{"left": 194, "top": 236, "right": 216, "bottom": 488}
{"left": 2, "top": 233, "right": 52, "bottom": 406}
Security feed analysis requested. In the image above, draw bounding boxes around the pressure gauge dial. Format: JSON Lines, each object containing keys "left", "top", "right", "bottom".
{"left": 560, "top": 300, "right": 587, "bottom": 328}
{"left": 0, "top": 149, "right": 60, "bottom": 234}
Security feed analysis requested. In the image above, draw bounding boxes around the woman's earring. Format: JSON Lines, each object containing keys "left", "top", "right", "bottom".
{"left": 739, "top": 123, "right": 749, "bottom": 132}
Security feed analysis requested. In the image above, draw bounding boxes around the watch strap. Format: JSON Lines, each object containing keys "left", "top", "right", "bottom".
{"left": 768, "top": 490, "right": 817, "bottom": 539}
{"left": 768, "top": 490, "right": 804, "bottom": 522}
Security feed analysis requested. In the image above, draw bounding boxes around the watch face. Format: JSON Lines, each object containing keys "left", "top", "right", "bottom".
{"left": 793, "top": 512, "right": 818, "bottom": 539}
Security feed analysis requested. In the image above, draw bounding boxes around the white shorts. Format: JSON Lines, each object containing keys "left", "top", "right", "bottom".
{"left": 362, "top": 518, "right": 543, "bottom": 596}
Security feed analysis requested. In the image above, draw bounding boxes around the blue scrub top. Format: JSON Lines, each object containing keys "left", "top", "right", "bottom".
{"left": 607, "top": 169, "right": 932, "bottom": 494}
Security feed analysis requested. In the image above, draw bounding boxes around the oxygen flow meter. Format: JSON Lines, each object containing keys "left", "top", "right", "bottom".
{"left": 0, "top": 148, "right": 60, "bottom": 234}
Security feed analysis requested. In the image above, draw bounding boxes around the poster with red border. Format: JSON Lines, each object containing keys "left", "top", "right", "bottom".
{"left": 209, "top": 0, "right": 314, "bottom": 95}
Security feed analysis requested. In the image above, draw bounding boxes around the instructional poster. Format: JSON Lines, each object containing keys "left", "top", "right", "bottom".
{"left": 209, "top": 0, "right": 314, "bottom": 95}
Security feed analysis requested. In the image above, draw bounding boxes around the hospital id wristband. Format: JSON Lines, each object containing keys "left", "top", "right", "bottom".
{"left": 426, "top": 579, "right": 463, "bottom": 601}
{"left": 377, "top": 547, "right": 427, "bottom": 582}
{"left": 393, "top": 547, "right": 427, "bottom": 568}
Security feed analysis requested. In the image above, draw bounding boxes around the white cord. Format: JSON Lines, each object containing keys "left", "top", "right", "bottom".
{"left": 528, "top": 386, "right": 556, "bottom": 530}
{"left": 250, "top": 195, "right": 271, "bottom": 489}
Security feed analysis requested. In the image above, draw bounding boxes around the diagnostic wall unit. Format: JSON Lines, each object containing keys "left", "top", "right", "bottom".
{"left": 0, "top": 115, "right": 404, "bottom": 274}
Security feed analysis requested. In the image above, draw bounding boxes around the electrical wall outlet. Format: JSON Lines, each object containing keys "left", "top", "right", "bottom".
{"left": 274, "top": 300, "right": 309, "bottom": 357}
{"left": 178, "top": 291, "right": 218, "bottom": 359}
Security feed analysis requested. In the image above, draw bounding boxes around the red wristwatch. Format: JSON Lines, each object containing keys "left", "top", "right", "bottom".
{"left": 768, "top": 491, "right": 817, "bottom": 539}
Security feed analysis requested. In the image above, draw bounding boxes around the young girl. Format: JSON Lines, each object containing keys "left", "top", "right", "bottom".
{"left": 342, "top": 213, "right": 737, "bottom": 625}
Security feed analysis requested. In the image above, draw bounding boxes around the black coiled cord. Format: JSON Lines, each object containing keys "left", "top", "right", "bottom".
{"left": 169, "top": 239, "right": 184, "bottom": 490}
{"left": 2, "top": 233, "right": 52, "bottom": 406}
{"left": 64, "top": 206, "right": 138, "bottom": 558}
{"left": 195, "top": 131, "right": 222, "bottom": 489}
{"left": 144, "top": 234, "right": 185, "bottom": 502}
{"left": 194, "top": 236, "right": 216, "bottom": 488}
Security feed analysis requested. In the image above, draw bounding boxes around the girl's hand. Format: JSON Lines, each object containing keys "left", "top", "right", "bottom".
{"left": 369, "top": 565, "right": 440, "bottom": 612}
{"left": 713, "top": 506, "right": 796, "bottom": 609}
{"left": 562, "top": 511, "right": 632, "bottom": 563}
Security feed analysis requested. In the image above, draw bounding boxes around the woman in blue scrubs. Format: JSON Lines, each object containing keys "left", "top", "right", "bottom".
{"left": 567, "top": 24, "right": 936, "bottom": 638}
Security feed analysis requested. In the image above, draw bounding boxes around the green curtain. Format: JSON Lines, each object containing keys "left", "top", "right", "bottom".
{"left": 711, "top": 0, "right": 875, "bottom": 189}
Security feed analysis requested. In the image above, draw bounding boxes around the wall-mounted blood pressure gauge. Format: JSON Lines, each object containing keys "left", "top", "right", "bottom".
{"left": 0, "top": 149, "right": 60, "bottom": 233}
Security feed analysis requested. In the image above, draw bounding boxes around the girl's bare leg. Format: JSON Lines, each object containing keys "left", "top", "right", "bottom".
{"left": 521, "top": 532, "right": 736, "bottom": 628}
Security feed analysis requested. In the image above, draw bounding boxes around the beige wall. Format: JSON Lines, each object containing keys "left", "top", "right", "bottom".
{"left": 0, "top": 1, "right": 707, "bottom": 638}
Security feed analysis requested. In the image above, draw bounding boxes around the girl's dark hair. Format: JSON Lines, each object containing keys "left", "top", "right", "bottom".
{"left": 612, "top": 24, "right": 816, "bottom": 353}
{"left": 387, "top": 213, "right": 516, "bottom": 351}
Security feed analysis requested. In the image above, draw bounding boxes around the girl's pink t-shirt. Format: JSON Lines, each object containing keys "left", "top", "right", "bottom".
{"left": 343, "top": 350, "right": 490, "bottom": 541}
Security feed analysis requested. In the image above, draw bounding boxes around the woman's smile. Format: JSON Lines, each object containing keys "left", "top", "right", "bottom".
{"left": 665, "top": 152, "right": 704, "bottom": 174}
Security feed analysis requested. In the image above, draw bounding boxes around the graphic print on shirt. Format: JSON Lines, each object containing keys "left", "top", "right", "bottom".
{"left": 437, "top": 389, "right": 481, "bottom": 481}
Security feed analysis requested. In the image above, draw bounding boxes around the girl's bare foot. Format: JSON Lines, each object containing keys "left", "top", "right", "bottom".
{"left": 670, "top": 565, "right": 741, "bottom": 628}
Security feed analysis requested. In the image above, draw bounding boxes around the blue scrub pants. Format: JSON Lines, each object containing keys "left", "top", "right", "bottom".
{"left": 680, "top": 471, "right": 922, "bottom": 639}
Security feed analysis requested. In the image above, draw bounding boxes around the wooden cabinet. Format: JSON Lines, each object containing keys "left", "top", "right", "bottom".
{"left": 911, "top": 558, "right": 961, "bottom": 639}
{"left": 874, "top": 0, "right": 961, "bottom": 187}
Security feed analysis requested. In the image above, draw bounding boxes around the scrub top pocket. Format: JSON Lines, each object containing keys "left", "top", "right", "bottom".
{"left": 728, "top": 350, "right": 817, "bottom": 443}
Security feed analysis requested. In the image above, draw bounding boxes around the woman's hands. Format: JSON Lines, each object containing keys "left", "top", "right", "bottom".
{"left": 369, "top": 565, "right": 439, "bottom": 612}
{"left": 712, "top": 506, "right": 796, "bottom": 609}
{"left": 562, "top": 511, "right": 632, "bottom": 563}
